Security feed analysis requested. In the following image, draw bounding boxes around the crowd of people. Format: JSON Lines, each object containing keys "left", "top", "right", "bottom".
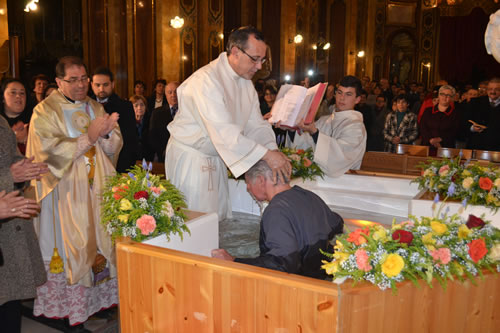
{"left": 256, "top": 74, "right": 500, "bottom": 156}
{"left": 1, "top": 24, "right": 499, "bottom": 331}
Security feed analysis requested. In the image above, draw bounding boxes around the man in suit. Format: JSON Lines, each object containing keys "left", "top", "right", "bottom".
{"left": 149, "top": 81, "right": 179, "bottom": 161}
{"left": 91, "top": 67, "right": 139, "bottom": 172}
{"left": 465, "top": 78, "right": 500, "bottom": 151}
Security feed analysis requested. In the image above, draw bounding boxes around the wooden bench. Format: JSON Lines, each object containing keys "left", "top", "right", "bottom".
{"left": 396, "top": 144, "right": 429, "bottom": 157}
{"left": 360, "top": 152, "right": 408, "bottom": 174}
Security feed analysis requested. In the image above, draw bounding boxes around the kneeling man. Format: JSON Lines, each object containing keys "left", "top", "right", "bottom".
{"left": 212, "top": 160, "right": 344, "bottom": 279}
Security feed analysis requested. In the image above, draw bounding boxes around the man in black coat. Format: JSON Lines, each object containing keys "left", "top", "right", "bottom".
{"left": 465, "top": 78, "right": 500, "bottom": 151}
{"left": 149, "top": 81, "right": 179, "bottom": 162}
{"left": 91, "top": 67, "right": 139, "bottom": 172}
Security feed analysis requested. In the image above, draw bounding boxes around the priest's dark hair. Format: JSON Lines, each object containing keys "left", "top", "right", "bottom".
{"left": 55, "top": 56, "right": 88, "bottom": 79}
{"left": 92, "top": 67, "right": 114, "bottom": 82}
{"left": 339, "top": 75, "right": 363, "bottom": 97}
{"left": 226, "top": 26, "right": 265, "bottom": 53}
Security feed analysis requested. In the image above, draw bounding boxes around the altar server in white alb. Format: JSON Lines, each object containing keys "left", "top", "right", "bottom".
{"left": 165, "top": 26, "right": 291, "bottom": 220}
{"left": 287, "top": 75, "right": 367, "bottom": 177}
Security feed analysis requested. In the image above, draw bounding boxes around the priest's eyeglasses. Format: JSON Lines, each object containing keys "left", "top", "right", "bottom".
{"left": 62, "top": 76, "right": 89, "bottom": 85}
{"left": 238, "top": 47, "right": 266, "bottom": 64}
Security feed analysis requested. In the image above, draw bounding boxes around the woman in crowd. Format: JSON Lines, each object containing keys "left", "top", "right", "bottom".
{"left": 130, "top": 94, "right": 151, "bottom": 160}
{"left": 260, "top": 84, "right": 277, "bottom": 118}
{"left": 133, "top": 80, "right": 146, "bottom": 97}
{"left": 383, "top": 94, "right": 419, "bottom": 153}
{"left": 147, "top": 79, "right": 167, "bottom": 112}
{"left": 0, "top": 79, "right": 32, "bottom": 154}
{"left": 419, "top": 85, "right": 460, "bottom": 155}
{"left": 0, "top": 115, "right": 48, "bottom": 332}
{"left": 42, "top": 83, "right": 58, "bottom": 99}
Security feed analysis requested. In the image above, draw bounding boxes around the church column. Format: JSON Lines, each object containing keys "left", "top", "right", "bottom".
{"left": 280, "top": 0, "right": 296, "bottom": 83}
{"left": 345, "top": 0, "right": 358, "bottom": 76}
{"left": 156, "top": 0, "right": 182, "bottom": 83}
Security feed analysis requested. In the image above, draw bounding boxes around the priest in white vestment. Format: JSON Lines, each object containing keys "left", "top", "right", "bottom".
{"left": 288, "top": 75, "right": 367, "bottom": 177}
{"left": 165, "top": 26, "right": 291, "bottom": 220}
{"left": 26, "top": 56, "right": 122, "bottom": 325}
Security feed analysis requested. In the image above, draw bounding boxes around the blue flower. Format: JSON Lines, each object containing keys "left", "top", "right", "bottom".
{"left": 148, "top": 162, "right": 153, "bottom": 171}
{"left": 142, "top": 158, "right": 148, "bottom": 170}
{"left": 461, "top": 198, "right": 467, "bottom": 207}
{"left": 447, "top": 183, "right": 456, "bottom": 196}
{"left": 464, "top": 158, "right": 471, "bottom": 167}
{"left": 459, "top": 149, "right": 463, "bottom": 159}
{"left": 433, "top": 193, "right": 440, "bottom": 204}
{"left": 128, "top": 172, "right": 136, "bottom": 180}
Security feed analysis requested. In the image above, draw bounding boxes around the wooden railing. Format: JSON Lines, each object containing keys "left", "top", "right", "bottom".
{"left": 116, "top": 241, "right": 500, "bottom": 332}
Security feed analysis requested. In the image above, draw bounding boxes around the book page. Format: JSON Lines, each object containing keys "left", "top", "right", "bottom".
{"left": 268, "top": 85, "right": 307, "bottom": 127}
{"left": 295, "top": 84, "right": 321, "bottom": 125}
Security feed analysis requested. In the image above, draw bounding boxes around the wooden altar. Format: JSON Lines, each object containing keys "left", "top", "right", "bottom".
{"left": 116, "top": 241, "right": 500, "bottom": 333}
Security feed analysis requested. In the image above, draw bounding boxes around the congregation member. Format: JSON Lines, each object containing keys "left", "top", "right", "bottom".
{"left": 26, "top": 56, "right": 122, "bottom": 325}
{"left": 91, "top": 67, "right": 139, "bottom": 172}
{"left": 147, "top": 78, "right": 167, "bottom": 112}
{"left": 366, "top": 94, "right": 390, "bottom": 152}
{"left": 419, "top": 85, "right": 460, "bottom": 155}
{"left": 355, "top": 89, "right": 373, "bottom": 136}
{"left": 133, "top": 80, "right": 146, "bottom": 97}
{"left": 43, "top": 83, "right": 58, "bottom": 99}
{"left": 211, "top": 159, "right": 344, "bottom": 279}
{"left": 30, "top": 74, "right": 50, "bottom": 105}
{"left": 165, "top": 26, "right": 290, "bottom": 220}
{"left": 130, "top": 94, "right": 149, "bottom": 160}
{"left": 0, "top": 79, "right": 32, "bottom": 154}
{"left": 259, "top": 84, "right": 277, "bottom": 118}
{"left": 383, "top": 94, "right": 419, "bottom": 153}
{"left": 0, "top": 115, "right": 48, "bottom": 333}
{"left": 286, "top": 75, "right": 367, "bottom": 177}
{"left": 315, "top": 83, "right": 336, "bottom": 119}
{"left": 465, "top": 77, "right": 500, "bottom": 151}
{"left": 149, "top": 81, "right": 179, "bottom": 162}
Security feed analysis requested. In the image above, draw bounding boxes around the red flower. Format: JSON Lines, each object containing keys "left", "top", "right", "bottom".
{"left": 347, "top": 227, "right": 370, "bottom": 246}
{"left": 467, "top": 238, "right": 488, "bottom": 263}
{"left": 134, "top": 191, "right": 149, "bottom": 200}
{"left": 466, "top": 215, "right": 485, "bottom": 229}
{"left": 479, "top": 177, "right": 493, "bottom": 191}
{"left": 113, "top": 192, "right": 123, "bottom": 200}
{"left": 297, "top": 149, "right": 305, "bottom": 155}
{"left": 303, "top": 158, "right": 312, "bottom": 167}
{"left": 392, "top": 229, "right": 414, "bottom": 245}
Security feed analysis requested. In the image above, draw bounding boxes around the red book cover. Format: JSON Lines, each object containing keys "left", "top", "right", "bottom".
{"left": 303, "top": 83, "right": 327, "bottom": 124}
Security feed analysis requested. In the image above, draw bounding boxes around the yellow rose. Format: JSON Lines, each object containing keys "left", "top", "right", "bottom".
{"left": 334, "top": 240, "right": 344, "bottom": 251}
{"left": 462, "top": 177, "right": 474, "bottom": 189}
{"left": 422, "top": 232, "right": 436, "bottom": 251}
{"left": 452, "top": 261, "right": 464, "bottom": 276}
{"left": 159, "top": 184, "right": 166, "bottom": 191}
{"left": 423, "top": 169, "right": 434, "bottom": 177}
{"left": 494, "top": 178, "right": 500, "bottom": 189}
{"left": 321, "top": 260, "right": 340, "bottom": 275}
{"left": 118, "top": 214, "right": 129, "bottom": 223}
{"left": 381, "top": 254, "right": 404, "bottom": 277}
{"left": 458, "top": 224, "right": 471, "bottom": 239}
{"left": 372, "top": 226, "right": 388, "bottom": 242}
{"left": 486, "top": 193, "right": 496, "bottom": 204}
{"left": 431, "top": 220, "right": 448, "bottom": 236}
{"left": 488, "top": 243, "right": 500, "bottom": 261}
{"left": 120, "top": 198, "right": 132, "bottom": 211}
{"left": 462, "top": 170, "right": 471, "bottom": 177}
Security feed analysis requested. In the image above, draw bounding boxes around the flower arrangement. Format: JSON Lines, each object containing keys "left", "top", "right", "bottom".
{"left": 280, "top": 147, "right": 324, "bottom": 181}
{"left": 413, "top": 156, "right": 500, "bottom": 211}
{"left": 101, "top": 161, "right": 189, "bottom": 242}
{"left": 321, "top": 211, "right": 500, "bottom": 292}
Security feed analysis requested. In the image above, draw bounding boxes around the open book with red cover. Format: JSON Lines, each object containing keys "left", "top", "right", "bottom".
{"left": 267, "top": 82, "right": 327, "bottom": 130}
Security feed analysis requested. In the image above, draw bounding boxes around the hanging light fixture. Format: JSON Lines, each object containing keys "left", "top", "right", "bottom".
{"left": 170, "top": 16, "right": 184, "bottom": 29}
{"left": 24, "top": 0, "right": 39, "bottom": 12}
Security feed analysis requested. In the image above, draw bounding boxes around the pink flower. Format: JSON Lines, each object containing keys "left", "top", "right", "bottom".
{"left": 400, "top": 220, "right": 415, "bottom": 228}
{"left": 355, "top": 249, "right": 372, "bottom": 272}
{"left": 438, "top": 165, "right": 450, "bottom": 176}
{"left": 430, "top": 248, "right": 451, "bottom": 266}
{"left": 150, "top": 186, "right": 162, "bottom": 195}
{"left": 136, "top": 214, "right": 156, "bottom": 235}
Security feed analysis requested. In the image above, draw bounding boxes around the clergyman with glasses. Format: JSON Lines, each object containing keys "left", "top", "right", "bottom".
{"left": 26, "top": 56, "right": 123, "bottom": 325}
{"left": 165, "top": 26, "right": 291, "bottom": 220}
{"left": 285, "top": 75, "right": 367, "bottom": 177}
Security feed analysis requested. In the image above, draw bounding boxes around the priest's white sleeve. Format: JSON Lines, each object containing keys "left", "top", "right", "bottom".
{"left": 244, "top": 98, "right": 278, "bottom": 151}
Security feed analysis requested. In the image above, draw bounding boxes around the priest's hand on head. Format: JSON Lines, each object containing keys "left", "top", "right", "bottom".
{"left": 0, "top": 190, "right": 40, "bottom": 219}
{"left": 263, "top": 149, "right": 292, "bottom": 185}
{"left": 211, "top": 249, "right": 234, "bottom": 261}
{"left": 10, "top": 156, "right": 49, "bottom": 182}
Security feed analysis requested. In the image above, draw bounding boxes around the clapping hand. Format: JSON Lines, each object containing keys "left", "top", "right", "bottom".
{"left": 0, "top": 190, "right": 40, "bottom": 219}
{"left": 88, "top": 112, "right": 119, "bottom": 144}
{"left": 10, "top": 156, "right": 49, "bottom": 183}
